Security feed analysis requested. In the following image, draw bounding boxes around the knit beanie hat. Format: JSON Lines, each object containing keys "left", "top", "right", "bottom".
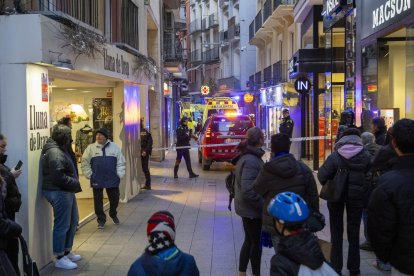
{"left": 146, "top": 211, "right": 176, "bottom": 255}
{"left": 95, "top": 128, "right": 109, "bottom": 139}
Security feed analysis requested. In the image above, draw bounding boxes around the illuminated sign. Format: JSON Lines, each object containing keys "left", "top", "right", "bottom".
{"left": 294, "top": 77, "right": 311, "bottom": 94}
{"left": 163, "top": 82, "right": 170, "bottom": 95}
{"left": 244, "top": 93, "right": 254, "bottom": 103}
{"left": 201, "top": 85, "right": 210, "bottom": 95}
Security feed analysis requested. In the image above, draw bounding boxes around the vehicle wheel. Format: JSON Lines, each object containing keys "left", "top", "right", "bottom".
{"left": 202, "top": 158, "right": 210, "bottom": 171}
{"left": 198, "top": 150, "right": 202, "bottom": 164}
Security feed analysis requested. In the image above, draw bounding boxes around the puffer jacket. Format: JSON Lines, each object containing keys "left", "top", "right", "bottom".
{"left": 253, "top": 153, "right": 319, "bottom": 234}
{"left": 318, "top": 135, "right": 371, "bottom": 201}
{"left": 0, "top": 155, "right": 22, "bottom": 216}
{"left": 368, "top": 155, "right": 414, "bottom": 275}
{"left": 41, "top": 138, "right": 81, "bottom": 192}
{"left": 233, "top": 146, "right": 265, "bottom": 219}
{"left": 81, "top": 141, "right": 126, "bottom": 189}
{"left": 0, "top": 179, "right": 22, "bottom": 250}
{"left": 270, "top": 231, "right": 327, "bottom": 276}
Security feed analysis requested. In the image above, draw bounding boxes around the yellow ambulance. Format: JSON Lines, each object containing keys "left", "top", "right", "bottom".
{"left": 202, "top": 97, "right": 239, "bottom": 124}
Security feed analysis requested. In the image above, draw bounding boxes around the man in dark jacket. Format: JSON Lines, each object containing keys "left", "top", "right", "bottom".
{"left": 128, "top": 211, "right": 199, "bottom": 276}
{"left": 42, "top": 124, "right": 82, "bottom": 270}
{"left": 174, "top": 117, "right": 198, "bottom": 179}
{"left": 267, "top": 192, "right": 337, "bottom": 276}
{"left": 372, "top": 117, "right": 387, "bottom": 146}
{"left": 0, "top": 175, "right": 22, "bottom": 276}
{"left": 279, "top": 109, "right": 294, "bottom": 138}
{"left": 253, "top": 133, "right": 319, "bottom": 253}
{"left": 318, "top": 128, "right": 371, "bottom": 275}
{"left": 140, "top": 125, "right": 153, "bottom": 190}
{"left": 0, "top": 134, "right": 22, "bottom": 275}
{"left": 368, "top": 118, "right": 414, "bottom": 275}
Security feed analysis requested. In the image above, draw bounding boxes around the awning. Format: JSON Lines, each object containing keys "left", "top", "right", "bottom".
{"left": 186, "top": 64, "right": 203, "bottom": 72}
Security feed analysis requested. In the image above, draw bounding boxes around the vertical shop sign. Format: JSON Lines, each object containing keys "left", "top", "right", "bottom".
{"left": 92, "top": 98, "right": 113, "bottom": 140}
{"left": 41, "top": 73, "right": 48, "bottom": 102}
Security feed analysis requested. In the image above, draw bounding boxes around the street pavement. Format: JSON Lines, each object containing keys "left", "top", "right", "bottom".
{"left": 41, "top": 149, "right": 390, "bottom": 276}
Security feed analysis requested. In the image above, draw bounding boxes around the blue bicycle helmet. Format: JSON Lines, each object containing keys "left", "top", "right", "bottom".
{"left": 267, "top": 192, "right": 310, "bottom": 225}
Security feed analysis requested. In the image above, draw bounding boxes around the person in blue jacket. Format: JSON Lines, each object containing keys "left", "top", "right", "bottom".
{"left": 81, "top": 128, "right": 126, "bottom": 229}
{"left": 128, "top": 211, "right": 199, "bottom": 276}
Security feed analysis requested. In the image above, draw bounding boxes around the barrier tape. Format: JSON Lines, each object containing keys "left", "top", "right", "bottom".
{"left": 151, "top": 135, "right": 336, "bottom": 151}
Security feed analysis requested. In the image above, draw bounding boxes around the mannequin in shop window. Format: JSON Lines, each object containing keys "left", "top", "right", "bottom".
{"left": 75, "top": 124, "right": 94, "bottom": 160}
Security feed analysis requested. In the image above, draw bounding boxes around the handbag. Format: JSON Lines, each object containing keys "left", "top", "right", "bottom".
{"left": 18, "top": 235, "right": 40, "bottom": 276}
{"left": 319, "top": 155, "right": 349, "bottom": 202}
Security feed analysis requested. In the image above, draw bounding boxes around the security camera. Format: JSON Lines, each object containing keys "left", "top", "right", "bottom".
{"left": 240, "top": 46, "right": 247, "bottom": 52}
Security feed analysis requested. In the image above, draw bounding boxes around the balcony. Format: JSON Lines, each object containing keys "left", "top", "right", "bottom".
{"left": 191, "top": 49, "right": 202, "bottom": 63}
{"left": 254, "top": 10, "right": 262, "bottom": 34}
{"left": 217, "top": 76, "right": 241, "bottom": 92}
{"left": 263, "top": 65, "right": 272, "bottom": 87}
{"left": 273, "top": 60, "right": 288, "bottom": 83}
{"left": 255, "top": 71, "right": 262, "bottom": 89}
{"left": 189, "top": 19, "right": 201, "bottom": 34}
{"left": 202, "top": 17, "right": 208, "bottom": 30}
{"left": 164, "top": 46, "right": 183, "bottom": 63}
{"left": 220, "top": 30, "right": 229, "bottom": 43}
{"left": 209, "top": 13, "right": 218, "bottom": 28}
{"left": 228, "top": 24, "right": 240, "bottom": 41}
{"left": 219, "top": 0, "right": 229, "bottom": 8}
{"left": 202, "top": 47, "right": 220, "bottom": 63}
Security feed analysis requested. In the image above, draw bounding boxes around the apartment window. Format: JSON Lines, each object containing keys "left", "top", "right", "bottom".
{"left": 165, "top": 12, "right": 173, "bottom": 29}
{"left": 121, "top": 0, "right": 139, "bottom": 49}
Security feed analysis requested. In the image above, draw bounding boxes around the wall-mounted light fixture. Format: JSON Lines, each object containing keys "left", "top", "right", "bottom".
{"left": 49, "top": 51, "right": 74, "bottom": 70}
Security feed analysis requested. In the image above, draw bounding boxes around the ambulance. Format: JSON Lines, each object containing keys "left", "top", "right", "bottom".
{"left": 202, "top": 97, "right": 239, "bottom": 125}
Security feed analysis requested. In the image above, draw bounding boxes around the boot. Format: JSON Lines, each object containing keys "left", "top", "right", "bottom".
{"left": 189, "top": 173, "right": 199, "bottom": 178}
{"left": 173, "top": 165, "right": 179, "bottom": 178}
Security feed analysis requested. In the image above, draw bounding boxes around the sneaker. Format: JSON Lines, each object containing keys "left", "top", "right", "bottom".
{"left": 112, "top": 216, "right": 120, "bottom": 225}
{"left": 142, "top": 185, "right": 151, "bottom": 190}
{"left": 189, "top": 173, "right": 199, "bottom": 178}
{"left": 67, "top": 252, "right": 82, "bottom": 262}
{"left": 373, "top": 260, "right": 392, "bottom": 271}
{"left": 359, "top": 241, "right": 372, "bottom": 251}
{"left": 97, "top": 222, "right": 105, "bottom": 229}
{"left": 174, "top": 175, "right": 178, "bottom": 179}
{"left": 55, "top": 256, "right": 77, "bottom": 270}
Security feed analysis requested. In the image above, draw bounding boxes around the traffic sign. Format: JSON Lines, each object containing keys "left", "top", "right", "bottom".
{"left": 201, "top": 85, "right": 210, "bottom": 95}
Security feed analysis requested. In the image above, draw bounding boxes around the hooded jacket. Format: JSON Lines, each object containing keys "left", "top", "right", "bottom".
{"left": 270, "top": 231, "right": 327, "bottom": 275}
{"left": 127, "top": 248, "right": 199, "bottom": 276}
{"left": 253, "top": 153, "right": 319, "bottom": 234}
{"left": 41, "top": 138, "right": 81, "bottom": 192}
{"left": 233, "top": 146, "right": 265, "bottom": 219}
{"left": 318, "top": 135, "right": 371, "bottom": 201}
{"left": 0, "top": 155, "right": 21, "bottom": 217}
{"left": 81, "top": 140, "right": 126, "bottom": 189}
{"left": 368, "top": 155, "right": 414, "bottom": 275}
{"left": 0, "top": 179, "right": 22, "bottom": 250}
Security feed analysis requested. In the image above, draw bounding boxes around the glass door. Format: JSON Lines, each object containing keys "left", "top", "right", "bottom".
{"left": 406, "top": 26, "right": 414, "bottom": 119}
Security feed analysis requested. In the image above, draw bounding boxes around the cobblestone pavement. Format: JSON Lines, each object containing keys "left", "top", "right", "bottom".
{"left": 41, "top": 149, "right": 390, "bottom": 276}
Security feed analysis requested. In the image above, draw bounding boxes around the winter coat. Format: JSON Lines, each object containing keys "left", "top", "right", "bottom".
{"left": 140, "top": 129, "right": 153, "bottom": 155}
{"left": 364, "top": 142, "right": 381, "bottom": 161}
{"left": 368, "top": 155, "right": 414, "bottom": 275}
{"left": 0, "top": 155, "right": 22, "bottom": 217}
{"left": 371, "top": 144, "right": 398, "bottom": 175}
{"left": 270, "top": 231, "right": 326, "bottom": 276}
{"left": 374, "top": 129, "right": 386, "bottom": 146}
{"left": 41, "top": 138, "right": 81, "bottom": 193}
{"left": 233, "top": 146, "right": 265, "bottom": 219}
{"left": 318, "top": 135, "right": 371, "bottom": 201}
{"left": 253, "top": 153, "right": 319, "bottom": 234}
{"left": 127, "top": 249, "right": 199, "bottom": 276}
{"left": 0, "top": 179, "right": 22, "bottom": 250}
{"left": 279, "top": 116, "right": 294, "bottom": 138}
{"left": 81, "top": 141, "right": 126, "bottom": 189}
{"left": 176, "top": 125, "right": 191, "bottom": 148}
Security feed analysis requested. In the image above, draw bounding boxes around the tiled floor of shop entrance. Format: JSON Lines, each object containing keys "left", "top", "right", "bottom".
{"left": 40, "top": 150, "right": 390, "bottom": 276}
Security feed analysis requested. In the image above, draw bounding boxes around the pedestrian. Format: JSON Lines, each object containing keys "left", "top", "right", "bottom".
{"left": 372, "top": 117, "right": 387, "bottom": 146}
{"left": 317, "top": 128, "right": 371, "bottom": 276}
{"left": 253, "top": 133, "right": 320, "bottom": 253}
{"left": 368, "top": 118, "right": 414, "bottom": 276}
{"left": 0, "top": 175, "right": 22, "bottom": 276}
{"left": 174, "top": 117, "right": 199, "bottom": 179}
{"left": 128, "top": 211, "right": 199, "bottom": 276}
{"left": 41, "top": 124, "right": 82, "bottom": 270}
{"left": 279, "top": 109, "right": 294, "bottom": 138}
{"left": 336, "top": 109, "right": 357, "bottom": 141}
{"left": 233, "top": 127, "right": 265, "bottom": 276}
{"left": 359, "top": 132, "right": 381, "bottom": 252}
{"left": 0, "top": 134, "right": 22, "bottom": 275}
{"left": 267, "top": 192, "right": 338, "bottom": 276}
{"left": 140, "top": 124, "right": 153, "bottom": 190}
{"left": 81, "top": 128, "right": 126, "bottom": 229}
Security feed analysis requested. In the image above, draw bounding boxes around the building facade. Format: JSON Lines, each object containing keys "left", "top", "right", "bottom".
{"left": 0, "top": 0, "right": 164, "bottom": 268}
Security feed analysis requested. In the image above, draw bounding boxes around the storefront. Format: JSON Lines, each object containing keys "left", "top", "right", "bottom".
{"left": 0, "top": 14, "right": 155, "bottom": 267}
{"left": 356, "top": 0, "right": 414, "bottom": 129}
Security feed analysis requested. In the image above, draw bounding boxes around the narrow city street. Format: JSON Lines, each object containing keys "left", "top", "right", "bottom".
{"left": 40, "top": 149, "right": 388, "bottom": 276}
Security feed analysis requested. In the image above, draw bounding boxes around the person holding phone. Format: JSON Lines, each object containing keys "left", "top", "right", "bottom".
{"left": 0, "top": 134, "right": 22, "bottom": 275}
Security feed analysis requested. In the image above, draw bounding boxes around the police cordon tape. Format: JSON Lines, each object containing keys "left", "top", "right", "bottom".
{"left": 151, "top": 136, "right": 336, "bottom": 151}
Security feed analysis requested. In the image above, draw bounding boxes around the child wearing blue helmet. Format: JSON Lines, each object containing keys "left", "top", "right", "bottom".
{"left": 268, "top": 192, "right": 337, "bottom": 276}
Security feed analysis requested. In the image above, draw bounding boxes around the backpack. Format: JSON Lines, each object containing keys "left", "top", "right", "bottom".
{"left": 225, "top": 171, "right": 236, "bottom": 211}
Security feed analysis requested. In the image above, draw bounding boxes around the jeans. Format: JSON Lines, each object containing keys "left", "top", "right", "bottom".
{"left": 239, "top": 217, "right": 262, "bottom": 275}
{"left": 328, "top": 200, "right": 363, "bottom": 274}
{"left": 141, "top": 154, "right": 151, "bottom": 185}
{"left": 93, "top": 187, "right": 119, "bottom": 224}
{"left": 43, "top": 190, "right": 79, "bottom": 256}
